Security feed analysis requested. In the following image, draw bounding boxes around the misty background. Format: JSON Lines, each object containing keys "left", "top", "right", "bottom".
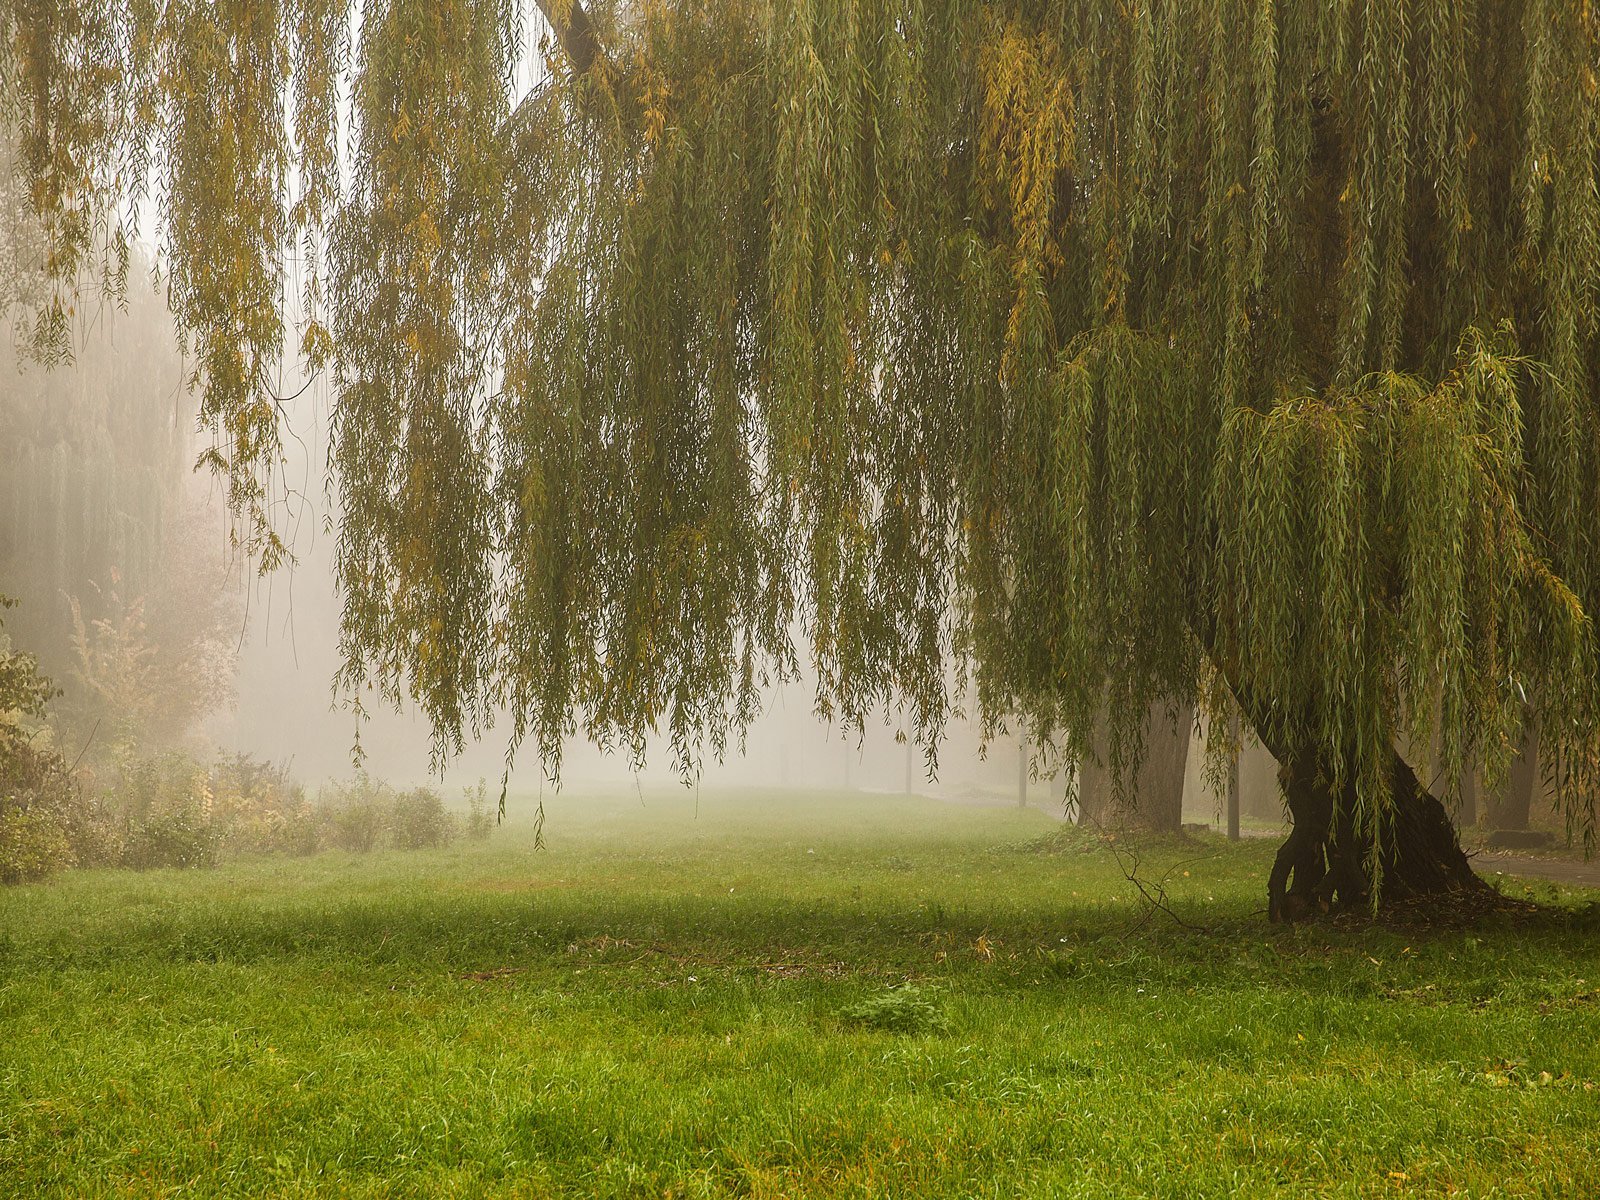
{"left": 2, "top": 274, "right": 1287, "bottom": 825}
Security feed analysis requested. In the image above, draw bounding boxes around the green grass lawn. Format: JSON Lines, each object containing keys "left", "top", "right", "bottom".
{"left": 3, "top": 787, "right": 1599, "bottom": 1198}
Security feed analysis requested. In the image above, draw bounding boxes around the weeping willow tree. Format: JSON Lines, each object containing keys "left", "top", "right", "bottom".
{"left": 7, "top": 0, "right": 1600, "bottom": 915}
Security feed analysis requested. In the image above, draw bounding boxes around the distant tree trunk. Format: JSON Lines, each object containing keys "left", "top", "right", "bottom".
{"left": 1487, "top": 725, "right": 1538, "bottom": 831}
{"left": 1458, "top": 760, "right": 1477, "bottom": 830}
{"left": 1017, "top": 738, "right": 1028, "bottom": 809}
{"left": 905, "top": 737, "right": 915, "bottom": 796}
{"left": 1076, "top": 709, "right": 1112, "bottom": 826}
{"left": 1226, "top": 710, "right": 1241, "bottom": 841}
{"left": 1075, "top": 698, "right": 1191, "bottom": 832}
{"left": 1137, "top": 700, "right": 1191, "bottom": 831}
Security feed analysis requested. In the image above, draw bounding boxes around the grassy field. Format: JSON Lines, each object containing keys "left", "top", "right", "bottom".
{"left": 3, "top": 787, "right": 1599, "bottom": 1198}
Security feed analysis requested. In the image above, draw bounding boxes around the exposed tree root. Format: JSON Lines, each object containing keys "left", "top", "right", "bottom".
{"left": 1269, "top": 744, "right": 1494, "bottom": 922}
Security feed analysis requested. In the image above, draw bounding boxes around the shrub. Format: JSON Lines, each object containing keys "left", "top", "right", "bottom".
{"left": 320, "top": 774, "right": 390, "bottom": 853}
{"left": 0, "top": 735, "right": 100, "bottom": 883}
{"left": 114, "top": 753, "right": 220, "bottom": 870}
{"left": 209, "top": 752, "right": 316, "bottom": 856}
{"left": 390, "top": 786, "right": 455, "bottom": 850}
{"left": 6, "top": 731, "right": 463, "bottom": 881}
{"left": 315, "top": 774, "right": 460, "bottom": 854}
{"left": 1, "top": 601, "right": 108, "bottom": 882}
{"left": 0, "top": 806, "right": 71, "bottom": 884}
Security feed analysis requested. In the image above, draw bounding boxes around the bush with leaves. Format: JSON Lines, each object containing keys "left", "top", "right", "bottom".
{"left": 317, "top": 773, "right": 391, "bottom": 853}
{"left": 113, "top": 752, "right": 220, "bottom": 870}
{"left": 315, "top": 775, "right": 459, "bottom": 853}
{"left": 209, "top": 752, "right": 316, "bottom": 856}
{"left": 389, "top": 786, "right": 455, "bottom": 850}
{"left": 1, "top": 596, "right": 109, "bottom": 882}
{"left": 1, "top": 597, "right": 54, "bottom": 718}
{"left": 6, "top": 714, "right": 464, "bottom": 881}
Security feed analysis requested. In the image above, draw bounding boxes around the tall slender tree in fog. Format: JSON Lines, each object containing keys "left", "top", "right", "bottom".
{"left": 7, "top": 0, "right": 1600, "bottom": 915}
{"left": 0, "top": 273, "right": 184, "bottom": 648}
{"left": 1, "top": 119, "right": 236, "bottom": 756}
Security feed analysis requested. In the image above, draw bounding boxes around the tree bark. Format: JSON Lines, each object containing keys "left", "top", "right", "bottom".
{"left": 534, "top": 0, "right": 604, "bottom": 76}
{"left": 1487, "top": 725, "right": 1538, "bottom": 831}
{"left": 1226, "top": 710, "right": 1241, "bottom": 841}
{"left": 1075, "top": 708, "right": 1112, "bottom": 826}
{"left": 1191, "top": 608, "right": 1489, "bottom": 917}
{"left": 1075, "top": 697, "right": 1191, "bottom": 832}
{"left": 1137, "top": 700, "right": 1191, "bottom": 832}
{"left": 1264, "top": 741, "right": 1487, "bottom": 920}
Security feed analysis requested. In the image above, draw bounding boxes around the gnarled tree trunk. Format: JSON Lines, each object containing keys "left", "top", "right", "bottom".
{"left": 1265, "top": 743, "right": 1488, "bottom": 921}
{"left": 1194, "top": 608, "right": 1490, "bottom": 918}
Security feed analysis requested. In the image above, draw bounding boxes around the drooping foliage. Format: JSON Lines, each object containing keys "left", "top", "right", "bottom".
{"left": 6, "top": 1, "right": 1600, "bottom": 859}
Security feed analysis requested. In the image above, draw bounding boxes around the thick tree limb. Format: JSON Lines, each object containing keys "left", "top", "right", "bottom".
{"left": 535, "top": 0, "right": 603, "bottom": 76}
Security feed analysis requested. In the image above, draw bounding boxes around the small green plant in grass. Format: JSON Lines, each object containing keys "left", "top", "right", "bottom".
{"left": 839, "top": 984, "right": 949, "bottom": 1034}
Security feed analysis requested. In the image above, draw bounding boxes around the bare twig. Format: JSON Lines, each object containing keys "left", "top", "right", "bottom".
{"left": 1090, "top": 821, "right": 1219, "bottom": 936}
{"left": 68, "top": 718, "right": 101, "bottom": 773}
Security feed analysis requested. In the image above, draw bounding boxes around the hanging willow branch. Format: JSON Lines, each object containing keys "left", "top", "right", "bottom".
{"left": 5, "top": 0, "right": 1599, "bottom": 869}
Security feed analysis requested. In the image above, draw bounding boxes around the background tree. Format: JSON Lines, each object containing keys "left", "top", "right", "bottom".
{"left": 1076, "top": 700, "right": 1195, "bottom": 833}
{"left": 2, "top": 98, "right": 240, "bottom": 765}
{"left": 7, "top": 0, "right": 1600, "bottom": 915}
{"left": 0, "top": 269, "right": 240, "bottom": 764}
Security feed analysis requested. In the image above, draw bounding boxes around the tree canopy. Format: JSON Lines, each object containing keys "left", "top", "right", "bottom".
{"left": 5, "top": 0, "right": 1599, "bottom": 873}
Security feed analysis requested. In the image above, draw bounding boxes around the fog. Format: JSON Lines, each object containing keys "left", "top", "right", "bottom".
{"left": 4, "top": 290, "right": 1276, "bottom": 827}
{"left": 221, "top": 371, "right": 1041, "bottom": 802}
{"left": 221, "top": 378, "right": 1274, "bottom": 823}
